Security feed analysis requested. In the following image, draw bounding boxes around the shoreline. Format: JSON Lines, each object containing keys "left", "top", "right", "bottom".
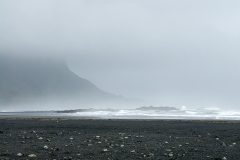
{"left": 1, "top": 115, "right": 240, "bottom": 122}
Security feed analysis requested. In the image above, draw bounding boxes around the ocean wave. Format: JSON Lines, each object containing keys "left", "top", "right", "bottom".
{"left": 67, "top": 106, "right": 240, "bottom": 120}
{"left": 1, "top": 106, "right": 240, "bottom": 120}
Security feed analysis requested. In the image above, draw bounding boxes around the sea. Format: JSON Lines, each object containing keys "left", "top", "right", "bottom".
{"left": 1, "top": 106, "right": 240, "bottom": 120}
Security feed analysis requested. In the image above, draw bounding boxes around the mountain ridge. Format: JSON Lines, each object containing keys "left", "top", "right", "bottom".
{"left": 0, "top": 55, "right": 118, "bottom": 110}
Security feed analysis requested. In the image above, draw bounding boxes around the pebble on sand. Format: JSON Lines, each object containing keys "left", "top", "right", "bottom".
{"left": 96, "top": 136, "right": 101, "bottom": 139}
{"left": 28, "top": 154, "right": 37, "bottom": 158}
{"left": 102, "top": 148, "right": 108, "bottom": 152}
{"left": 17, "top": 153, "right": 23, "bottom": 157}
{"left": 31, "top": 130, "right": 36, "bottom": 134}
{"left": 169, "top": 153, "right": 174, "bottom": 157}
{"left": 38, "top": 137, "right": 43, "bottom": 140}
{"left": 131, "top": 150, "right": 136, "bottom": 153}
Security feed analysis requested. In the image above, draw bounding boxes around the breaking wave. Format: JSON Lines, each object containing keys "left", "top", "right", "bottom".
{"left": 70, "top": 106, "right": 240, "bottom": 120}
{"left": 1, "top": 106, "right": 240, "bottom": 120}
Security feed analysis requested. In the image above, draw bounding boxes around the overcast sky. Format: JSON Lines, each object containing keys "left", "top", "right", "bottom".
{"left": 1, "top": 0, "right": 240, "bottom": 109}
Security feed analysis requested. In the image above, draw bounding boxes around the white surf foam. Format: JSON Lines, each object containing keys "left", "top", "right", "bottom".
{"left": 1, "top": 106, "right": 240, "bottom": 120}
{"left": 69, "top": 106, "right": 240, "bottom": 120}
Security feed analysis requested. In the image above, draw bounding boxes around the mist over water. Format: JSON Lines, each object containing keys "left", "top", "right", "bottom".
{"left": 1, "top": 0, "right": 240, "bottom": 117}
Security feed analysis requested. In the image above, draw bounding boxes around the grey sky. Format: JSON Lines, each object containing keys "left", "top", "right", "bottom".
{"left": 1, "top": 0, "right": 240, "bottom": 109}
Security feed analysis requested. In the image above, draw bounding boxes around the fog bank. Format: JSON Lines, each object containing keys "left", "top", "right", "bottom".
{"left": 1, "top": 0, "right": 240, "bottom": 109}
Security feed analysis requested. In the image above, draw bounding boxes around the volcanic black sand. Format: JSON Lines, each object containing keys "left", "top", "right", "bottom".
{"left": 0, "top": 118, "right": 240, "bottom": 160}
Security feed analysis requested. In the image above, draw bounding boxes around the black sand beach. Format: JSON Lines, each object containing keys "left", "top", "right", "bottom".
{"left": 0, "top": 118, "right": 240, "bottom": 160}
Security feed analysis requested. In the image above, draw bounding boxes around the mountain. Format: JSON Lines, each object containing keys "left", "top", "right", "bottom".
{"left": 0, "top": 55, "right": 119, "bottom": 110}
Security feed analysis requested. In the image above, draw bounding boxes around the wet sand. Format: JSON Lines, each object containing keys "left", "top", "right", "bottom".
{"left": 0, "top": 118, "right": 240, "bottom": 160}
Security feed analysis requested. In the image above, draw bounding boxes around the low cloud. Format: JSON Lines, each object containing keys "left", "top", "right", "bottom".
{"left": 1, "top": 0, "right": 240, "bottom": 109}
